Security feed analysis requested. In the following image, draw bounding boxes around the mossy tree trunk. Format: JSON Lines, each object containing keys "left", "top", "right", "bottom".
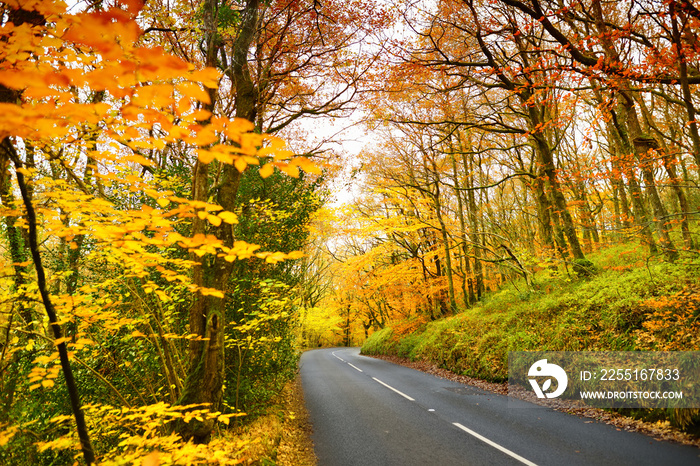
{"left": 176, "top": 0, "right": 258, "bottom": 442}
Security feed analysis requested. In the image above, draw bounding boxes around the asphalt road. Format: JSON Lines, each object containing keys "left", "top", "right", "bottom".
{"left": 300, "top": 347, "right": 700, "bottom": 466}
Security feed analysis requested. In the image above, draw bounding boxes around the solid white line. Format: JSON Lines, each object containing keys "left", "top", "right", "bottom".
{"left": 348, "top": 363, "right": 363, "bottom": 372}
{"left": 452, "top": 423, "right": 538, "bottom": 466}
{"left": 372, "top": 377, "right": 415, "bottom": 401}
{"left": 331, "top": 352, "right": 345, "bottom": 362}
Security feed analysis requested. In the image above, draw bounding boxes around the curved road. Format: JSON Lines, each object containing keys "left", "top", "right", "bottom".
{"left": 300, "top": 347, "right": 700, "bottom": 466}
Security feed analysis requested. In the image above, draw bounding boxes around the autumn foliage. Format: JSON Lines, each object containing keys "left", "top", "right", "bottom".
{"left": 309, "top": 0, "right": 700, "bottom": 347}
{"left": 1, "top": 0, "right": 700, "bottom": 461}
{"left": 0, "top": 0, "right": 323, "bottom": 463}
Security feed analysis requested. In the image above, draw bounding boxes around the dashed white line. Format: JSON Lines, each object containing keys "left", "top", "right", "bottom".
{"left": 348, "top": 363, "right": 363, "bottom": 372}
{"left": 330, "top": 351, "right": 535, "bottom": 464}
{"left": 453, "top": 423, "right": 538, "bottom": 466}
{"left": 372, "top": 377, "right": 415, "bottom": 401}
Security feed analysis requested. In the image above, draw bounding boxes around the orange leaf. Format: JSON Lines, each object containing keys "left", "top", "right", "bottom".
{"left": 234, "top": 158, "right": 248, "bottom": 172}
{"left": 176, "top": 82, "right": 211, "bottom": 105}
{"left": 259, "top": 163, "right": 274, "bottom": 178}
{"left": 190, "top": 67, "right": 222, "bottom": 88}
{"left": 280, "top": 163, "right": 299, "bottom": 177}
{"left": 293, "top": 156, "right": 321, "bottom": 175}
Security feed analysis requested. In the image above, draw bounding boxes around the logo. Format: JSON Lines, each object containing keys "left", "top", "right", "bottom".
{"left": 528, "top": 359, "right": 568, "bottom": 398}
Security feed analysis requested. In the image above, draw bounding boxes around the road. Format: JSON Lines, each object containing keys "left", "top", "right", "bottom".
{"left": 300, "top": 347, "right": 700, "bottom": 466}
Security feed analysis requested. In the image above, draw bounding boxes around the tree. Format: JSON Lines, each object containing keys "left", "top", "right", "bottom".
{"left": 138, "top": 0, "right": 391, "bottom": 437}
{"left": 311, "top": 0, "right": 699, "bottom": 337}
{"left": 0, "top": 0, "right": 316, "bottom": 460}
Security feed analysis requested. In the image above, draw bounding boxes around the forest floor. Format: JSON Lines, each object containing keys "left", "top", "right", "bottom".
{"left": 367, "top": 353, "right": 700, "bottom": 448}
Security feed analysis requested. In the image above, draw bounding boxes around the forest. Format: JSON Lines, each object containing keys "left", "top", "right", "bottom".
{"left": 0, "top": 0, "right": 699, "bottom": 464}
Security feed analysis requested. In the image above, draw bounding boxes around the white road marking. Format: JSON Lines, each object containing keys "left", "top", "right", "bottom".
{"left": 453, "top": 423, "right": 538, "bottom": 466}
{"left": 330, "top": 353, "right": 535, "bottom": 464}
{"left": 372, "top": 377, "right": 415, "bottom": 401}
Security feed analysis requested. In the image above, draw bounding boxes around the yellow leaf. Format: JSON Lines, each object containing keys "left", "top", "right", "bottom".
{"left": 280, "top": 164, "right": 299, "bottom": 178}
{"left": 199, "top": 287, "right": 224, "bottom": 298}
{"left": 0, "top": 424, "right": 18, "bottom": 447}
{"left": 123, "top": 154, "right": 155, "bottom": 166}
{"left": 156, "top": 198, "right": 170, "bottom": 208}
{"left": 218, "top": 211, "right": 237, "bottom": 224}
{"left": 41, "top": 380, "right": 55, "bottom": 389}
{"left": 207, "top": 214, "right": 222, "bottom": 226}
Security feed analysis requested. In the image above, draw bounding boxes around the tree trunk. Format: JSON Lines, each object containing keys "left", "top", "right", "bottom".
{"left": 449, "top": 145, "right": 475, "bottom": 305}
{"left": 527, "top": 106, "right": 585, "bottom": 260}
{"left": 591, "top": 0, "right": 678, "bottom": 261}
{"left": 607, "top": 111, "right": 658, "bottom": 253}
{"left": 632, "top": 91, "right": 695, "bottom": 251}
{"left": 670, "top": 3, "right": 700, "bottom": 172}
{"left": 466, "top": 165, "right": 484, "bottom": 299}
{"left": 177, "top": 0, "right": 257, "bottom": 441}
{"left": 532, "top": 171, "right": 556, "bottom": 254}
{"left": 431, "top": 170, "right": 457, "bottom": 313}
